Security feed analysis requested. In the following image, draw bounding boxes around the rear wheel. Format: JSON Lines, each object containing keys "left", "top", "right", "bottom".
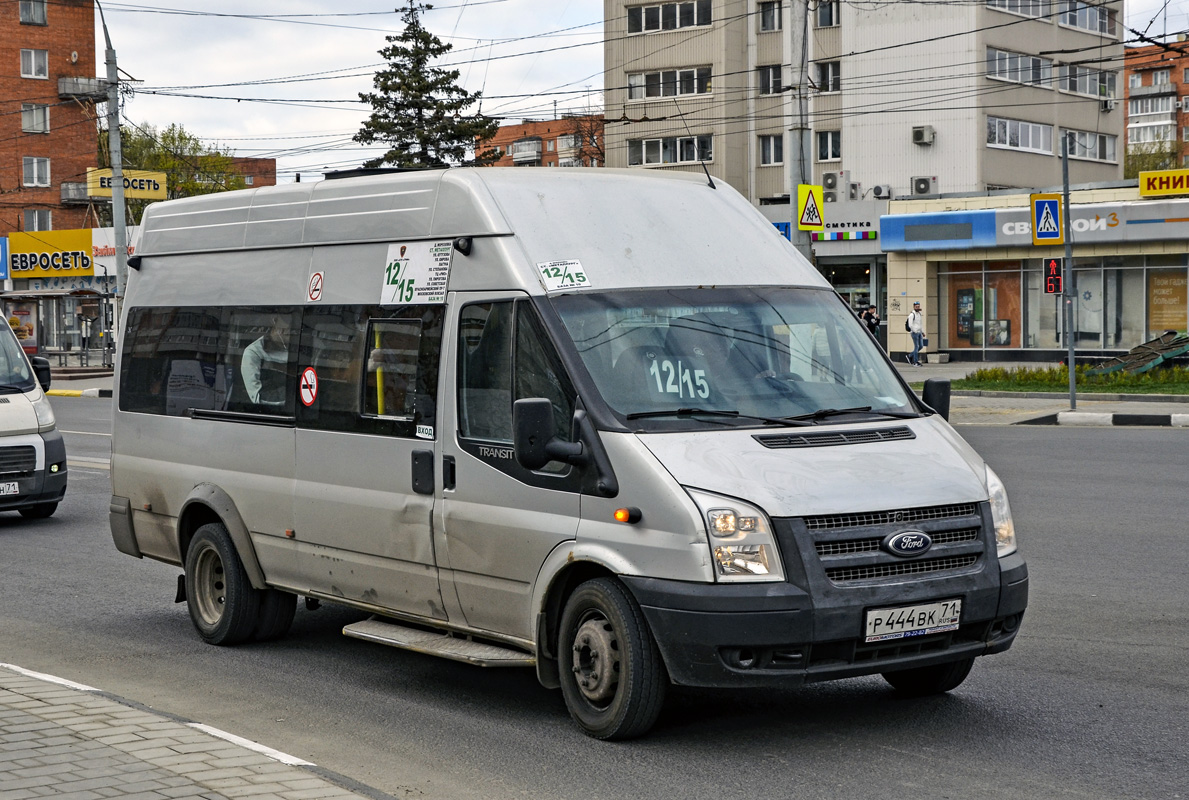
{"left": 882, "top": 657, "right": 975, "bottom": 696}
{"left": 185, "top": 523, "right": 260, "bottom": 645}
{"left": 19, "top": 502, "right": 57, "bottom": 519}
{"left": 557, "top": 578, "right": 667, "bottom": 740}
{"left": 253, "top": 589, "right": 297, "bottom": 641}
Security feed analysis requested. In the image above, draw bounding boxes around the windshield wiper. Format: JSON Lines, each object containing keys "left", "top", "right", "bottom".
{"left": 625, "top": 408, "right": 811, "bottom": 427}
{"left": 785, "top": 406, "right": 874, "bottom": 422}
{"left": 0, "top": 383, "right": 30, "bottom": 394}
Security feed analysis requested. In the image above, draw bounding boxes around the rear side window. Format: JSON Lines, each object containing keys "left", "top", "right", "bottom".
{"left": 119, "top": 307, "right": 230, "bottom": 416}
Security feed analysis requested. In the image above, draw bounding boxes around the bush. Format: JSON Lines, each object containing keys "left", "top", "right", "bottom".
{"left": 954, "top": 364, "right": 1189, "bottom": 394}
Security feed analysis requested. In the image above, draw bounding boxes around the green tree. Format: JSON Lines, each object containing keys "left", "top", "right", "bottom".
{"left": 97, "top": 122, "right": 246, "bottom": 224}
{"left": 354, "top": 1, "right": 500, "bottom": 168}
{"left": 1124, "top": 141, "right": 1182, "bottom": 179}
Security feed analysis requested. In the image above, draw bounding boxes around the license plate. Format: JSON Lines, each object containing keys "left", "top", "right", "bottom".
{"left": 865, "top": 599, "right": 961, "bottom": 643}
{"left": 0, "top": 482, "right": 18, "bottom": 496}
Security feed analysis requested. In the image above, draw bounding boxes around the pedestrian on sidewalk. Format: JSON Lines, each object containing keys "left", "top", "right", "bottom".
{"left": 861, "top": 304, "right": 881, "bottom": 344}
{"left": 906, "top": 301, "right": 924, "bottom": 366}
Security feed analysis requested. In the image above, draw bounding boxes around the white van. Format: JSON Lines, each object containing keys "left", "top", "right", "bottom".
{"left": 109, "top": 168, "right": 1027, "bottom": 739}
{"left": 0, "top": 323, "right": 65, "bottom": 518}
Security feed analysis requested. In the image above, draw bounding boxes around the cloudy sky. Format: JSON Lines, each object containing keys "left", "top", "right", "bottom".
{"left": 96, "top": 0, "right": 1185, "bottom": 183}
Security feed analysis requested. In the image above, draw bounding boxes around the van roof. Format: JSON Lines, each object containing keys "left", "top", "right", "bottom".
{"left": 137, "top": 168, "right": 826, "bottom": 293}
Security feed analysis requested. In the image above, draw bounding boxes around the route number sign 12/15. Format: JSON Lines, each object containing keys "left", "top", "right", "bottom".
{"left": 1044, "top": 259, "right": 1062, "bottom": 295}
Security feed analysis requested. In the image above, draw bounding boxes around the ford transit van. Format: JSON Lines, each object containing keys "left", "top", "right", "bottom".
{"left": 109, "top": 168, "right": 1027, "bottom": 739}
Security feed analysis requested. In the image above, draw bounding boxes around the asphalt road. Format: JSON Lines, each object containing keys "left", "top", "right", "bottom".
{"left": 2, "top": 397, "right": 1185, "bottom": 800}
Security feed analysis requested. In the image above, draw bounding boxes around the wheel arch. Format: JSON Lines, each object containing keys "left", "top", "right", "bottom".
{"left": 178, "top": 483, "right": 267, "bottom": 590}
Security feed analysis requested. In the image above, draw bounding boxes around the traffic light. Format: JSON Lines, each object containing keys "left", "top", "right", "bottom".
{"left": 1044, "top": 259, "right": 1062, "bottom": 295}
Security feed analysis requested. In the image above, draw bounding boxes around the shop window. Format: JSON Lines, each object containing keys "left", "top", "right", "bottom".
{"left": 1147, "top": 267, "right": 1188, "bottom": 339}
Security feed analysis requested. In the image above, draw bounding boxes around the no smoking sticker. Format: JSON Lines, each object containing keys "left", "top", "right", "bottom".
{"left": 308, "top": 271, "right": 324, "bottom": 302}
{"left": 299, "top": 367, "right": 318, "bottom": 406}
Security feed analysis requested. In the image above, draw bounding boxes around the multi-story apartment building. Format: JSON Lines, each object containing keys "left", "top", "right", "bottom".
{"left": 229, "top": 157, "right": 278, "bottom": 189}
{"left": 1, "top": 0, "right": 102, "bottom": 235}
{"left": 604, "top": 1, "right": 1124, "bottom": 203}
{"left": 481, "top": 116, "right": 605, "bottom": 168}
{"left": 1123, "top": 42, "right": 1189, "bottom": 173}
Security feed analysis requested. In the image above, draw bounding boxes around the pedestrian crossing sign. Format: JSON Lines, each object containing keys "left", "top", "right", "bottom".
{"left": 1030, "top": 193, "right": 1063, "bottom": 246}
{"left": 797, "top": 184, "right": 824, "bottom": 231}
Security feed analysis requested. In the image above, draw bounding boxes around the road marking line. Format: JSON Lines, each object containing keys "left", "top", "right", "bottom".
{"left": 67, "top": 457, "right": 111, "bottom": 471}
{"left": 0, "top": 663, "right": 98, "bottom": 691}
{"left": 187, "top": 723, "right": 315, "bottom": 766}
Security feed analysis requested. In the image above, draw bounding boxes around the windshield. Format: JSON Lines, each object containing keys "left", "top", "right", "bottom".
{"left": 0, "top": 323, "right": 35, "bottom": 393}
{"left": 552, "top": 287, "right": 915, "bottom": 429}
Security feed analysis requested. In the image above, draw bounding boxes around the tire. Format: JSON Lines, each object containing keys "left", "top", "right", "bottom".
{"left": 253, "top": 589, "right": 297, "bottom": 641}
{"left": 19, "top": 502, "right": 57, "bottom": 519}
{"left": 882, "top": 657, "right": 975, "bottom": 697}
{"left": 557, "top": 578, "right": 667, "bottom": 740}
{"left": 184, "top": 523, "right": 261, "bottom": 646}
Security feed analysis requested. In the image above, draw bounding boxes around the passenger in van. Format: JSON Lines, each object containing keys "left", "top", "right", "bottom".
{"left": 241, "top": 316, "right": 289, "bottom": 405}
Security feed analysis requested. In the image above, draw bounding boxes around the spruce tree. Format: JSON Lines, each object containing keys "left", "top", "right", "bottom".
{"left": 355, "top": 2, "right": 500, "bottom": 168}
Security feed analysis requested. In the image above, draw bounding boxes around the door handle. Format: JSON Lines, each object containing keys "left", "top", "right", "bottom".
{"left": 442, "top": 455, "right": 456, "bottom": 490}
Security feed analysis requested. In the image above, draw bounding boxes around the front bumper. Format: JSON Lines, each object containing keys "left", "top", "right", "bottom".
{"left": 622, "top": 553, "right": 1028, "bottom": 689}
{"left": 0, "top": 430, "right": 67, "bottom": 512}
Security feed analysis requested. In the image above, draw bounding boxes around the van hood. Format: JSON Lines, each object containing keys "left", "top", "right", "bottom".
{"left": 637, "top": 418, "right": 989, "bottom": 518}
{"left": 0, "top": 391, "right": 41, "bottom": 435}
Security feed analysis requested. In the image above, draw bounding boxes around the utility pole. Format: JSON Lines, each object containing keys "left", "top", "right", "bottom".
{"left": 788, "top": 0, "right": 812, "bottom": 260}
{"left": 1061, "top": 136, "right": 1077, "bottom": 410}
{"left": 96, "top": 1, "right": 127, "bottom": 360}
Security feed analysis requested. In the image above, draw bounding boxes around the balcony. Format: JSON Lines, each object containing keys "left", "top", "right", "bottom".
{"left": 58, "top": 77, "right": 109, "bottom": 101}
{"left": 511, "top": 138, "right": 542, "bottom": 164}
{"left": 60, "top": 182, "right": 89, "bottom": 205}
{"left": 1129, "top": 83, "right": 1177, "bottom": 99}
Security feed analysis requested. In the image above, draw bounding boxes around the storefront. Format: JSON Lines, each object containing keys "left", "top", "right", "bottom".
{"left": 809, "top": 199, "right": 888, "bottom": 347}
{"left": 881, "top": 184, "right": 1189, "bottom": 362}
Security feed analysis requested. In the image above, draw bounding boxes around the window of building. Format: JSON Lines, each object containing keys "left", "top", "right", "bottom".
{"left": 760, "top": 1, "right": 782, "bottom": 31}
{"left": 816, "top": 61, "right": 841, "bottom": 93}
{"left": 817, "top": 130, "right": 841, "bottom": 161}
{"left": 23, "top": 157, "right": 50, "bottom": 187}
{"left": 987, "top": 116, "right": 1053, "bottom": 154}
{"left": 1184, "top": 126, "right": 1189, "bottom": 142}
{"left": 1128, "top": 72, "right": 1142, "bottom": 89}
{"left": 1184, "top": 68, "right": 1189, "bottom": 83}
{"left": 816, "top": 0, "right": 840, "bottom": 27}
{"left": 627, "top": 67, "right": 712, "bottom": 99}
{"left": 1058, "top": 1, "right": 1116, "bottom": 36}
{"left": 20, "top": 49, "right": 48, "bottom": 79}
{"left": 557, "top": 134, "right": 579, "bottom": 149}
{"left": 1128, "top": 95, "right": 1174, "bottom": 117}
{"left": 986, "top": 0, "right": 1048, "bottom": 17}
{"left": 627, "top": 0, "right": 711, "bottom": 33}
{"left": 1063, "top": 129, "right": 1116, "bottom": 162}
{"left": 759, "top": 134, "right": 783, "bottom": 165}
{"left": 627, "top": 135, "right": 713, "bottom": 165}
{"left": 758, "top": 65, "right": 782, "bottom": 95}
{"left": 1153, "top": 69, "right": 1170, "bottom": 85}
{"left": 1058, "top": 64, "right": 1116, "bottom": 98}
{"left": 244, "top": 176, "right": 254, "bottom": 185}
{"left": 1128, "top": 124, "right": 1174, "bottom": 146}
{"left": 21, "top": 104, "right": 49, "bottom": 134}
{"left": 19, "top": 0, "right": 47, "bottom": 24}
{"left": 987, "top": 48, "right": 1051, "bottom": 86}
{"left": 23, "top": 210, "right": 50, "bottom": 231}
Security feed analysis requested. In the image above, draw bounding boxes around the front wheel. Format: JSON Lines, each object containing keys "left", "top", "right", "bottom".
{"left": 184, "top": 523, "right": 260, "bottom": 645}
{"left": 19, "top": 502, "right": 58, "bottom": 519}
{"left": 557, "top": 578, "right": 667, "bottom": 740}
{"left": 882, "top": 657, "right": 975, "bottom": 696}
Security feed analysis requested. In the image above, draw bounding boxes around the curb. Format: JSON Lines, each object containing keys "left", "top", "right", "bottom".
{"left": 1017, "top": 412, "right": 1189, "bottom": 427}
{"left": 47, "top": 387, "right": 112, "bottom": 398}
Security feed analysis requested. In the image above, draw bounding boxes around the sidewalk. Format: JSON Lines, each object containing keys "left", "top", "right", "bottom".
{"left": 0, "top": 664, "right": 389, "bottom": 800}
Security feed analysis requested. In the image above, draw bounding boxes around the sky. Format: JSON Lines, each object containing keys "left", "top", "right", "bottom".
{"left": 95, "top": 1, "right": 1186, "bottom": 184}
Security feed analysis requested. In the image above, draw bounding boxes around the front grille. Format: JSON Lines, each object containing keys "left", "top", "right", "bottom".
{"left": 815, "top": 528, "right": 980, "bottom": 557}
{"left": 753, "top": 426, "right": 915, "bottom": 450}
{"left": 805, "top": 502, "right": 979, "bottom": 531}
{"left": 0, "top": 446, "right": 36, "bottom": 476}
{"left": 824, "top": 555, "right": 978, "bottom": 583}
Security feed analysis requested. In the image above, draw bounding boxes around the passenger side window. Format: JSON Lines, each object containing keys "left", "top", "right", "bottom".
{"left": 363, "top": 319, "right": 422, "bottom": 419}
{"left": 119, "top": 307, "right": 226, "bottom": 416}
{"left": 225, "top": 309, "right": 300, "bottom": 415}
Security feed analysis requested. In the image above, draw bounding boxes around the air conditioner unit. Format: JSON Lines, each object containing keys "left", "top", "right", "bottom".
{"left": 822, "top": 170, "right": 849, "bottom": 190}
{"left": 848, "top": 182, "right": 862, "bottom": 201}
{"left": 1101, "top": 99, "right": 1116, "bottom": 112}
{"left": 823, "top": 190, "right": 839, "bottom": 203}
{"left": 911, "top": 176, "right": 938, "bottom": 196}
{"left": 872, "top": 184, "right": 893, "bottom": 199}
{"left": 912, "top": 125, "right": 936, "bottom": 146}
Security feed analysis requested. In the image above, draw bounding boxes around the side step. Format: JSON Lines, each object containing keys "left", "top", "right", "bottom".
{"left": 342, "top": 618, "right": 535, "bottom": 668}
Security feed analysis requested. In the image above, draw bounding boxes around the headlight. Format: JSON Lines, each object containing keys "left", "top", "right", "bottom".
{"left": 985, "top": 465, "right": 1017, "bottom": 557}
{"left": 32, "top": 391, "right": 56, "bottom": 432}
{"left": 686, "top": 488, "right": 784, "bottom": 583}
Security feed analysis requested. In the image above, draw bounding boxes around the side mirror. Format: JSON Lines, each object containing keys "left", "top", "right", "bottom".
{"left": 30, "top": 356, "right": 51, "bottom": 391}
{"left": 513, "top": 398, "right": 583, "bottom": 471}
{"left": 922, "top": 378, "right": 951, "bottom": 421}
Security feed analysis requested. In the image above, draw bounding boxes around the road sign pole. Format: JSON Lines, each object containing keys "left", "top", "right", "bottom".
{"left": 1061, "top": 137, "right": 1076, "bottom": 411}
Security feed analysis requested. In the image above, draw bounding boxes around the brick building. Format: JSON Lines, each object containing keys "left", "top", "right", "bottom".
{"left": 229, "top": 156, "right": 278, "bottom": 188}
{"left": 1, "top": 0, "right": 102, "bottom": 235}
{"left": 481, "top": 116, "right": 604, "bottom": 168}
{"left": 1123, "top": 42, "right": 1189, "bottom": 172}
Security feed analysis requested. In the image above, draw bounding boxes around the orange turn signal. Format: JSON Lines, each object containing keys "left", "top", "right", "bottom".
{"left": 614, "top": 507, "right": 642, "bottom": 524}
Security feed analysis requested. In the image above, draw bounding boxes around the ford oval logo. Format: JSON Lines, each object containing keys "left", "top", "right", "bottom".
{"left": 883, "top": 531, "right": 933, "bottom": 558}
